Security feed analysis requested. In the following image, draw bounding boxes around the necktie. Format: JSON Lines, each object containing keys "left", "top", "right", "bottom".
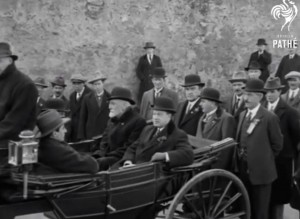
{"left": 290, "top": 55, "right": 294, "bottom": 59}
{"left": 268, "top": 105, "right": 274, "bottom": 112}
{"left": 148, "top": 55, "right": 152, "bottom": 64}
{"left": 155, "top": 91, "right": 160, "bottom": 98}
{"left": 290, "top": 91, "right": 295, "bottom": 101}
{"left": 76, "top": 93, "right": 81, "bottom": 101}
{"left": 186, "top": 103, "right": 192, "bottom": 114}
{"left": 246, "top": 112, "right": 252, "bottom": 122}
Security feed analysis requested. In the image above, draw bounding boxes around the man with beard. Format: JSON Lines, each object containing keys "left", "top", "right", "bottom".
{"left": 0, "top": 42, "right": 38, "bottom": 168}
{"left": 49, "top": 76, "right": 69, "bottom": 112}
{"left": 93, "top": 87, "right": 146, "bottom": 170}
{"left": 174, "top": 74, "right": 204, "bottom": 136}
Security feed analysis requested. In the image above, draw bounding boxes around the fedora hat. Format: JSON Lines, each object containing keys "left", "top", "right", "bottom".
{"left": 35, "top": 110, "right": 70, "bottom": 138}
{"left": 245, "top": 61, "right": 262, "bottom": 71}
{"left": 244, "top": 78, "right": 265, "bottom": 93}
{"left": 150, "top": 67, "right": 166, "bottom": 78}
{"left": 152, "top": 96, "right": 176, "bottom": 114}
{"left": 70, "top": 73, "right": 87, "bottom": 83}
{"left": 284, "top": 71, "right": 300, "bottom": 80}
{"left": 44, "top": 99, "right": 69, "bottom": 112}
{"left": 229, "top": 71, "right": 248, "bottom": 83}
{"left": 51, "top": 76, "right": 67, "bottom": 87}
{"left": 200, "top": 88, "right": 222, "bottom": 103}
{"left": 180, "top": 74, "right": 205, "bottom": 87}
{"left": 256, "top": 38, "right": 267, "bottom": 46}
{"left": 108, "top": 87, "right": 135, "bottom": 105}
{"left": 144, "top": 42, "right": 156, "bottom": 49}
{"left": 34, "top": 77, "right": 48, "bottom": 88}
{"left": 264, "top": 77, "right": 285, "bottom": 90}
{"left": 88, "top": 73, "right": 107, "bottom": 84}
{"left": 0, "top": 42, "right": 18, "bottom": 61}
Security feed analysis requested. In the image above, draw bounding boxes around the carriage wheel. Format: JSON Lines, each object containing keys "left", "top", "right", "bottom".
{"left": 165, "top": 169, "right": 250, "bottom": 219}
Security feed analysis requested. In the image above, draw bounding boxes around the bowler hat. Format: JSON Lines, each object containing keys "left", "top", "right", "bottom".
{"left": 150, "top": 67, "right": 166, "bottom": 78}
{"left": 264, "top": 77, "right": 285, "bottom": 90}
{"left": 284, "top": 71, "right": 300, "bottom": 80}
{"left": 180, "top": 74, "right": 205, "bottom": 87}
{"left": 152, "top": 97, "right": 176, "bottom": 113}
{"left": 44, "top": 99, "right": 69, "bottom": 112}
{"left": 88, "top": 73, "right": 107, "bottom": 84}
{"left": 228, "top": 71, "right": 248, "bottom": 83}
{"left": 108, "top": 87, "right": 135, "bottom": 105}
{"left": 244, "top": 78, "right": 265, "bottom": 93}
{"left": 256, "top": 38, "right": 267, "bottom": 46}
{"left": 70, "top": 73, "right": 86, "bottom": 83}
{"left": 144, "top": 42, "right": 156, "bottom": 49}
{"left": 245, "top": 61, "right": 262, "bottom": 71}
{"left": 0, "top": 42, "right": 18, "bottom": 61}
{"left": 200, "top": 88, "right": 222, "bottom": 103}
{"left": 51, "top": 76, "right": 67, "bottom": 87}
{"left": 35, "top": 110, "right": 70, "bottom": 138}
{"left": 34, "top": 77, "right": 48, "bottom": 88}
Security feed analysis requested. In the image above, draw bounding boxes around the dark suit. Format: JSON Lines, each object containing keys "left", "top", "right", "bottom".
{"left": 69, "top": 86, "right": 92, "bottom": 142}
{"left": 136, "top": 54, "right": 162, "bottom": 102}
{"left": 140, "top": 88, "right": 178, "bottom": 121}
{"left": 78, "top": 90, "right": 110, "bottom": 140}
{"left": 36, "top": 97, "right": 46, "bottom": 115}
{"left": 236, "top": 105, "right": 283, "bottom": 219}
{"left": 38, "top": 137, "right": 99, "bottom": 174}
{"left": 96, "top": 108, "right": 146, "bottom": 170}
{"left": 281, "top": 89, "right": 300, "bottom": 115}
{"left": 223, "top": 94, "right": 246, "bottom": 122}
{"left": 174, "top": 99, "right": 203, "bottom": 136}
{"left": 276, "top": 54, "right": 300, "bottom": 91}
{"left": 122, "top": 121, "right": 194, "bottom": 168}
{"left": 248, "top": 50, "right": 272, "bottom": 82}
{"left": 263, "top": 99, "right": 300, "bottom": 204}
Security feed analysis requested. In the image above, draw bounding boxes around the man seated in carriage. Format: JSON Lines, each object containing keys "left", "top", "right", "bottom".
{"left": 121, "top": 96, "right": 194, "bottom": 168}
{"left": 93, "top": 87, "right": 146, "bottom": 170}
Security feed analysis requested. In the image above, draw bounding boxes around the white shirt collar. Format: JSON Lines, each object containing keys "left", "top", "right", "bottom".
{"left": 188, "top": 97, "right": 200, "bottom": 108}
{"left": 268, "top": 98, "right": 280, "bottom": 110}
{"left": 77, "top": 87, "right": 85, "bottom": 96}
{"left": 96, "top": 91, "right": 104, "bottom": 97}
{"left": 154, "top": 87, "right": 163, "bottom": 94}
{"left": 206, "top": 108, "right": 218, "bottom": 117}
{"left": 247, "top": 103, "right": 261, "bottom": 119}
{"left": 289, "top": 54, "right": 295, "bottom": 59}
{"left": 289, "top": 87, "right": 299, "bottom": 97}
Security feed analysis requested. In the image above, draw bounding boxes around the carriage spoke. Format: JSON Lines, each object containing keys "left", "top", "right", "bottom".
{"left": 207, "top": 176, "right": 218, "bottom": 216}
{"left": 183, "top": 195, "right": 203, "bottom": 219}
{"left": 218, "top": 211, "right": 246, "bottom": 219}
{"left": 211, "top": 180, "right": 232, "bottom": 216}
{"left": 215, "top": 192, "right": 242, "bottom": 217}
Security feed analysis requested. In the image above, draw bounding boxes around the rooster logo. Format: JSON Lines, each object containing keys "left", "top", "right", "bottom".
{"left": 271, "top": 0, "right": 298, "bottom": 31}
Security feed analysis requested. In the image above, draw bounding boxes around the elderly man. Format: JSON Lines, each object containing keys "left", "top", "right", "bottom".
{"left": 35, "top": 110, "right": 98, "bottom": 174}
{"left": 34, "top": 77, "right": 48, "bottom": 115}
{"left": 49, "top": 76, "right": 69, "bottom": 111}
{"left": 78, "top": 74, "right": 110, "bottom": 140}
{"left": 263, "top": 77, "right": 300, "bottom": 219}
{"left": 140, "top": 67, "right": 178, "bottom": 122}
{"left": 94, "top": 87, "right": 146, "bottom": 170}
{"left": 0, "top": 42, "right": 38, "bottom": 164}
{"left": 281, "top": 71, "right": 300, "bottom": 114}
{"left": 247, "top": 38, "right": 272, "bottom": 82}
{"left": 224, "top": 71, "right": 248, "bottom": 121}
{"left": 245, "top": 61, "right": 262, "bottom": 79}
{"left": 122, "top": 96, "right": 194, "bottom": 168}
{"left": 136, "top": 42, "right": 163, "bottom": 103}
{"left": 69, "top": 73, "right": 91, "bottom": 142}
{"left": 174, "top": 74, "right": 204, "bottom": 136}
{"left": 235, "top": 78, "right": 283, "bottom": 219}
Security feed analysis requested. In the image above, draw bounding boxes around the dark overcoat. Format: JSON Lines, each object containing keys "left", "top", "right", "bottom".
{"left": 281, "top": 90, "right": 300, "bottom": 115}
{"left": 248, "top": 50, "right": 272, "bottom": 82}
{"left": 223, "top": 94, "right": 246, "bottom": 122}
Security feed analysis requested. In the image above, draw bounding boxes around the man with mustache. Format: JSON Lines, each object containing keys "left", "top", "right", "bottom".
{"left": 49, "top": 76, "right": 70, "bottom": 113}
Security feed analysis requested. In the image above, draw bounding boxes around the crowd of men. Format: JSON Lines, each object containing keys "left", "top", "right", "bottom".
{"left": 1, "top": 39, "right": 300, "bottom": 219}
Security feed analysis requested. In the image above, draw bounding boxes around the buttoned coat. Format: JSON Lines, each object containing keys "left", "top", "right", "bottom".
{"left": 78, "top": 90, "right": 110, "bottom": 140}
{"left": 281, "top": 90, "right": 300, "bottom": 115}
{"left": 69, "top": 86, "right": 92, "bottom": 142}
{"left": 174, "top": 99, "right": 203, "bottom": 136}
{"left": 248, "top": 50, "right": 272, "bottom": 82}
{"left": 236, "top": 106, "right": 283, "bottom": 185}
{"left": 122, "top": 121, "right": 194, "bottom": 168}
{"left": 140, "top": 88, "right": 178, "bottom": 121}
{"left": 136, "top": 54, "right": 162, "bottom": 102}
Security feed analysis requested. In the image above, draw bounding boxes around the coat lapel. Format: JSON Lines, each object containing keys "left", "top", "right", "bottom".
{"left": 202, "top": 112, "right": 220, "bottom": 135}
{"left": 174, "top": 101, "right": 188, "bottom": 126}
{"left": 180, "top": 99, "right": 201, "bottom": 125}
{"left": 236, "top": 110, "right": 247, "bottom": 139}
{"left": 274, "top": 98, "right": 286, "bottom": 119}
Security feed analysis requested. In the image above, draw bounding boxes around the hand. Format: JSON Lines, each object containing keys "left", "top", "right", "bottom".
{"left": 151, "top": 152, "right": 166, "bottom": 162}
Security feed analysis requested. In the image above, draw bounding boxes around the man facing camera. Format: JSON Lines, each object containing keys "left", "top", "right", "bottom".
{"left": 122, "top": 97, "right": 194, "bottom": 168}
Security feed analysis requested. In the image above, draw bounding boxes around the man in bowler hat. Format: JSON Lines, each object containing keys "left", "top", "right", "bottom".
{"left": 140, "top": 67, "right": 178, "bottom": 122}
{"left": 263, "top": 77, "right": 300, "bottom": 219}
{"left": 174, "top": 74, "right": 204, "bottom": 136}
{"left": 93, "top": 87, "right": 146, "bottom": 170}
{"left": 122, "top": 96, "right": 194, "bottom": 168}
{"left": 68, "top": 73, "right": 92, "bottom": 142}
{"left": 247, "top": 38, "right": 272, "bottom": 82}
{"left": 235, "top": 78, "right": 283, "bottom": 219}
{"left": 136, "top": 42, "right": 163, "bottom": 103}
{"left": 0, "top": 42, "right": 38, "bottom": 166}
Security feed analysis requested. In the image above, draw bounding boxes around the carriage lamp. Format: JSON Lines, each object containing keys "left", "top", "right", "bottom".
{"left": 8, "top": 130, "right": 39, "bottom": 199}
{"left": 8, "top": 130, "right": 39, "bottom": 166}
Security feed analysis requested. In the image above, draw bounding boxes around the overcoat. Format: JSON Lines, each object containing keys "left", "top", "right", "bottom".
{"left": 223, "top": 94, "right": 246, "bottom": 122}
{"left": 248, "top": 50, "right": 272, "bottom": 82}
{"left": 281, "top": 90, "right": 300, "bottom": 115}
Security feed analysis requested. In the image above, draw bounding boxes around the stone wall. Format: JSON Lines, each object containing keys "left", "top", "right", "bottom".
{"left": 0, "top": 0, "right": 299, "bottom": 100}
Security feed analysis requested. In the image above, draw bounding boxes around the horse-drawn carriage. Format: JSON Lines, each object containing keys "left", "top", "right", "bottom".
{"left": 0, "top": 137, "right": 250, "bottom": 219}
